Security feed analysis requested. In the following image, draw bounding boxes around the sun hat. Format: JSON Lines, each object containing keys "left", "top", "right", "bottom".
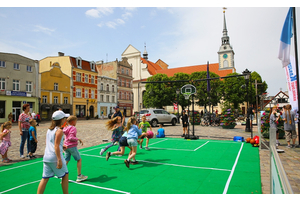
{"left": 52, "top": 110, "right": 70, "bottom": 120}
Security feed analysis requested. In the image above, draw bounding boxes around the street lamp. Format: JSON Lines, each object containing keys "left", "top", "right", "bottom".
{"left": 243, "top": 69, "right": 251, "bottom": 133}
{"left": 86, "top": 99, "right": 89, "bottom": 120}
{"left": 176, "top": 88, "right": 180, "bottom": 124}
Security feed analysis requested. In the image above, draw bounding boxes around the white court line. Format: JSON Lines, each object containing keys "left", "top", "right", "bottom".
{"left": 0, "top": 180, "right": 40, "bottom": 194}
{"left": 81, "top": 153, "right": 231, "bottom": 172}
{"left": 194, "top": 141, "right": 209, "bottom": 151}
{"left": 222, "top": 142, "right": 244, "bottom": 194}
{"left": 80, "top": 146, "right": 104, "bottom": 153}
{"left": 0, "top": 160, "right": 42, "bottom": 173}
{"left": 148, "top": 139, "right": 168, "bottom": 146}
{"left": 149, "top": 147, "right": 194, "bottom": 151}
{"left": 68, "top": 180, "right": 130, "bottom": 194}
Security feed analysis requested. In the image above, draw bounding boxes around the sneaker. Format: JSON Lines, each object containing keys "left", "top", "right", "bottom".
{"left": 124, "top": 159, "right": 130, "bottom": 168}
{"left": 76, "top": 174, "right": 88, "bottom": 182}
{"left": 181, "top": 134, "right": 185, "bottom": 137}
{"left": 113, "top": 141, "right": 119, "bottom": 146}
{"left": 131, "top": 160, "right": 139, "bottom": 165}
{"left": 20, "top": 155, "right": 25, "bottom": 159}
{"left": 139, "top": 145, "right": 143, "bottom": 149}
{"left": 145, "top": 147, "right": 150, "bottom": 150}
{"left": 26, "top": 155, "right": 31, "bottom": 160}
{"left": 287, "top": 145, "right": 292, "bottom": 148}
{"left": 106, "top": 152, "right": 111, "bottom": 161}
{"left": 100, "top": 149, "right": 105, "bottom": 156}
{"left": 292, "top": 145, "right": 296, "bottom": 148}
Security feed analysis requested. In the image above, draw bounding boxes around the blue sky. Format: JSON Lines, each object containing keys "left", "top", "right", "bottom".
{"left": 0, "top": 3, "right": 300, "bottom": 96}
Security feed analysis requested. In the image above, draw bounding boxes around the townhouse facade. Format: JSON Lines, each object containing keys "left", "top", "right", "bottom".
{"left": 0, "top": 53, "right": 39, "bottom": 123}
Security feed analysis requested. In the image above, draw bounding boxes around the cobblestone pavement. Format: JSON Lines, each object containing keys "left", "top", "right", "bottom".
{"left": 2, "top": 119, "right": 300, "bottom": 194}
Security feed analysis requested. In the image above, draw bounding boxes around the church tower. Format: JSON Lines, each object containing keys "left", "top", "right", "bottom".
{"left": 218, "top": 8, "right": 235, "bottom": 70}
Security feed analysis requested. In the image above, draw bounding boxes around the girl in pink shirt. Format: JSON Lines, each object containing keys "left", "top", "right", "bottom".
{"left": 0, "top": 121, "right": 12, "bottom": 163}
{"left": 63, "top": 115, "right": 87, "bottom": 182}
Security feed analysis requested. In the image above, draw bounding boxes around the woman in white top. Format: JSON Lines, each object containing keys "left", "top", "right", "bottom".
{"left": 37, "top": 110, "right": 70, "bottom": 194}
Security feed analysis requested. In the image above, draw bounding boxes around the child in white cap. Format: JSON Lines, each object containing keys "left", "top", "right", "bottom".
{"left": 37, "top": 110, "right": 70, "bottom": 194}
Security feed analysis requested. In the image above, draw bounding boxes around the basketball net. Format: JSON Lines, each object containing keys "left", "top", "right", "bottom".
{"left": 183, "top": 93, "right": 191, "bottom": 100}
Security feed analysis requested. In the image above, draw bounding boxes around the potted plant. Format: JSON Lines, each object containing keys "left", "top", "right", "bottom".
{"left": 220, "top": 108, "right": 237, "bottom": 129}
{"left": 189, "top": 111, "right": 201, "bottom": 125}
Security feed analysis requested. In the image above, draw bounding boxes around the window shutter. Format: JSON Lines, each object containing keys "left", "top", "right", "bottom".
{"left": 82, "top": 88, "right": 84, "bottom": 98}
{"left": 82, "top": 73, "right": 85, "bottom": 82}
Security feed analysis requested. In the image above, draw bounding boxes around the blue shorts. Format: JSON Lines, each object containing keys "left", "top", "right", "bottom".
{"left": 127, "top": 138, "right": 138, "bottom": 147}
{"left": 119, "top": 137, "right": 128, "bottom": 146}
{"left": 64, "top": 147, "right": 81, "bottom": 162}
{"left": 156, "top": 134, "right": 165, "bottom": 138}
{"left": 42, "top": 161, "right": 68, "bottom": 179}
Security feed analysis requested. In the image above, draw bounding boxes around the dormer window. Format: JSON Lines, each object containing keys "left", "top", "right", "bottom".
{"left": 90, "top": 62, "right": 95, "bottom": 71}
{"left": 76, "top": 57, "right": 82, "bottom": 69}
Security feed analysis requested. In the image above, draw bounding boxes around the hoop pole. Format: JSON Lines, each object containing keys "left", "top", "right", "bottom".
{"left": 192, "top": 94, "right": 195, "bottom": 136}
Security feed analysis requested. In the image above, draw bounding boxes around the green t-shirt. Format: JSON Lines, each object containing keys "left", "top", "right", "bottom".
{"left": 139, "top": 121, "right": 151, "bottom": 133}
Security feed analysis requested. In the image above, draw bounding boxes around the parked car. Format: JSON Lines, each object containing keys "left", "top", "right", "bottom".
{"left": 139, "top": 109, "right": 178, "bottom": 127}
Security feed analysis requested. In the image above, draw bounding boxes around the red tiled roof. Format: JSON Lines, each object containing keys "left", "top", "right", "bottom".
{"left": 70, "top": 57, "right": 98, "bottom": 73}
{"left": 155, "top": 63, "right": 234, "bottom": 77}
{"left": 141, "top": 57, "right": 162, "bottom": 75}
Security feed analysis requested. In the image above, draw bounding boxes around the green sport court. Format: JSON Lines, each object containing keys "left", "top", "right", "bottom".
{"left": 0, "top": 138, "right": 261, "bottom": 194}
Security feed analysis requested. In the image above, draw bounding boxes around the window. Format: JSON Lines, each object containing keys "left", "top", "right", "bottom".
{"left": 26, "top": 81, "right": 32, "bottom": 92}
{"left": 125, "top": 80, "right": 127, "bottom": 87}
{"left": 119, "top": 79, "right": 122, "bottom": 86}
{"left": 112, "top": 85, "right": 115, "bottom": 92}
{"left": 64, "top": 97, "right": 68, "bottom": 104}
{"left": 119, "top": 92, "right": 122, "bottom": 100}
{"left": 106, "top": 95, "right": 109, "bottom": 102}
{"left": 122, "top": 68, "right": 124, "bottom": 74}
{"left": 91, "top": 76, "right": 94, "bottom": 84}
{"left": 85, "top": 90, "right": 88, "bottom": 98}
{"left": 42, "top": 95, "right": 47, "bottom": 103}
{"left": 27, "top": 66, "right": 32, "bottom": 72}
{"left": 122, "top": 80, "right": 125, "bottom": 87}
{"left": 100, "top": 95, "right": 104, "bottom": 102}
{"left": 126, "top": 92, "right": 129, "bottom": 100}
{"left": 106, "top": 84, "right": 109, "bottom": 92}
{"left": 13, "top": 80, "right": 20, "bottom": 91}
{"left": 112, "top": 96, "right": 115, "bottom": 103}
{"left": 0, "top": 101, "right": 5, "bottom": 118}
{"left": 54, "top": 83, "right": 58, "bottom": 91}
{"left": 76, "top": 89, "right": 81, "bottom": 97}
{"left": 126, "top": 69, "right": 129, "bottom": 75}
{"left": 85, "top": 74, "right": 88, "bottom": 83}
{"left": 0, "top": 61, "right": 6, "bottom": 68}
{"left": 54, "top": 96, "right": 58, "bottom": 104}
{"left": 91, "top": 90, "right": 94, "bottom": 99}
{"left": 77, "top": 58, "right": 82, "bottom": 68}
{"left": 14, "top": 63, "right": 20, "bottom": 70}
{"left": 91, "top": 63, "right": 95, "bottom": 71}
{"left": 0, "top": 78, "right": 5, "bottom": 90}
{"left": 122, "top": 92, "right": 125, "bottom": 99}
{"left": 76, "top": 73, "right": 81, "bottom": 82}
{"left": 100, "top": 83, "right": 103, "bottom": 91}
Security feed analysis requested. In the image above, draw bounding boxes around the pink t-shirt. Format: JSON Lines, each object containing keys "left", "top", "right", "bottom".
{"left": 63, "top": 125, "right": 78, "bottom": 148}
{"left": 2, "top": 129, "right": 11, "bottom": 142}
{"left": 18, "top": 113, "right": 32, "bottom": 130}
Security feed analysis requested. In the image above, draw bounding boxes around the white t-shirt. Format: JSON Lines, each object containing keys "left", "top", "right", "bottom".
{"left": 43, "top": 127, "right": 64, "bottom": 162}
{"left": 31, "top": 112, "right": 36, "bottom": 119}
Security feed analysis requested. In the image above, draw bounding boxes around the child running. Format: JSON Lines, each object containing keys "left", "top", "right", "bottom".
{"left": 37, "top": 110, "right": 70, "bottom": 194}
{"left": 0, "top": 121, "right": 12, "bottom": 163}
{"left": 100, "top": 116, "right": 123, "bottom": 156}
{"left": 106, "top": 131, "right": 134, "bottom": 162}
{"left": 28, "top": 119, "right": 38, "bottom": 159}
{"left": 63, "top": 115, "right": 88, "bottom": 182}
{"left": 124, "top": 117, "right": 142, "bottom": 168}
{"left": 156, "top": 124, "right": 165, "bottom": 138}
{"left": 138, "top": 115, "right": 153, "bottom": 150}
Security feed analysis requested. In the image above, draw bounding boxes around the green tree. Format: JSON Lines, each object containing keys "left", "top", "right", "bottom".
{"left": 220, "top": 72, "right": 246, "bottom": 109}
{"left": 170, "top": 72, "right": 191, "bottom": 110}
{"left": 249, "top": 71, "right": 268, "bottom": 107}
{"left": 190, "top": 71, "right": 222, "bottom": 110}
{"left": 143, "top": 73, "right": 173, "bottom": 108}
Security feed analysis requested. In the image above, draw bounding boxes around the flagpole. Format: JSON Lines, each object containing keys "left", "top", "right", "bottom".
{"left": 292, "top": 7, "right": 300, "bottom": 147}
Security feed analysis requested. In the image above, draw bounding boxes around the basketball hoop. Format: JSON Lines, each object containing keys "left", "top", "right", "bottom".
{"left": 183, "top": 93, "right": 191, "bottom": 100}
{"left": 181, "top": 84, "right": 196, "bottom": 100}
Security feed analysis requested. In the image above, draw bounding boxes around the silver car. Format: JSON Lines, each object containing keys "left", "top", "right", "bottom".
{"left": 139, "top": 109, "right": 178, "bottom": 127}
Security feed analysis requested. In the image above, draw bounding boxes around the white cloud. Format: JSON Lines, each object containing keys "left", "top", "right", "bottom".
{"left": 122, "top": 12, "right": 132, "bottom": 20}
{"left": 85, "top": 7, "right": 114, "bottom": 18}
{"left": 97, "top": 22, "right": 104, "bottom": 27}
{"left": 33, "top": 25, "right": 55, "bottom": 35}
{"left": 124, "top": 7, "right": 137, "bottom": 11}
{"left": 85, "top": 9, "right": 101, "bottom": 18}
{"left": 106, "top": 21, "right": 117, "bottom": 29}
{"left": 116, "top": 19, "right": 125, "bottom": 25}
{"left": 97, "top": 7, "right": 114, "bottom": 15}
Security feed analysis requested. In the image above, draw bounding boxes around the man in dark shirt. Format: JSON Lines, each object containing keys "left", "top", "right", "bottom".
{"left": 111, "top": 106, "right": 125, "bottom": 125}
{"left": 247, "top": 104, "right": 255, "bottom": 127}
{"left": 181, "top": 110, "right": 188, "bottom": 137}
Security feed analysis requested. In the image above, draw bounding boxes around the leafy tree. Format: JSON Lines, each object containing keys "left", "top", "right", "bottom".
{"left": 249, "top": 71, "right": 268, "bottom": 107}
{"left": 190, "top": 71, "right": 222, "bottom": 110}
{"left": 143, "top": 73, "right": 173, "bottom": 108}
{"left": 220, "top": 72, "right": 246, "bottom": 109}
{"left": 170, "top": 72, "right": 191, "bottom": 110}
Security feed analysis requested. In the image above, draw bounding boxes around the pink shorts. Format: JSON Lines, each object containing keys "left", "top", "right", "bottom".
{"left": 0, "top": 140, "right": 11, "bottom": 155}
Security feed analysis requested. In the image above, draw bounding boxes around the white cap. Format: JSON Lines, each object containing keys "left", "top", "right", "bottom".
{"left": 52, "top": 110, "right": 70, "bottom": 120}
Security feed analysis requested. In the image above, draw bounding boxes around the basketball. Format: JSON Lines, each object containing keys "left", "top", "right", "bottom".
{"left": 250, "top": 139, "right": 255, "bottom": 144}
{"left": 146, "top": 131, "right": 154, "bottom": 138}
{"left": 246, "top": 138, "right": 251, "bottom": 143}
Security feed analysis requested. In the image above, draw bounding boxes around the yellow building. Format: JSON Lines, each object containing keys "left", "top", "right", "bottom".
{"left": 39, "top": 52, "right": 98, "bottom": 119}
{"left": 39, "top": 62, "right": 72, "bottom": 120}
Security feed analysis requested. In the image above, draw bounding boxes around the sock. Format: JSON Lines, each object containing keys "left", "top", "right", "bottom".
{"left": 78, "top": 174, "right": 81, "bottom": 177}
{"left": 132, "top": 159, "right": 136, "bottom": 162}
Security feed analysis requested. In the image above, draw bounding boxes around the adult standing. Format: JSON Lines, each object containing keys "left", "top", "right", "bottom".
{"left": 269, "top": 106, "right": 280, "bottom": 146}
{"left": 18, "top": 104, "right": 32, "bottom": 159}
{"left": 36, "top": 112, "right": 41, "bottom": 126}
{"left": 181, "top": 110, "right": 188, "bottom": 137}
{"left": 31, "top": 111, "right": 36, "bottom": 120}
{"left": 8, "top": 112, "right": 13, "bottom": 122}
{"left": 247, "top": 104, "right": 255, "bottom": 127}
{"left": 283, "top": 104, "right": 297, "bottom": 148}
{"left": 111, "top": 106, "right": 125, "bottom": 125}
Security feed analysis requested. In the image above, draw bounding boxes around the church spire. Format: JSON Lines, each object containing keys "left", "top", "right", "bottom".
{"left": 222, "top": 7, "right": 230, "bottom": 45}
{"left": 143, "top": 43, "right": 148, "bottom": 60}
